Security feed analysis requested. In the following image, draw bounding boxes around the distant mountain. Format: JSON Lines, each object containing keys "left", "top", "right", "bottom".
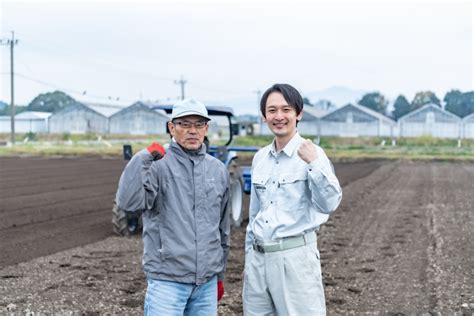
{"left": 305, "top": 86, "right": 367, "bottom": 107}
{"left": 0, "top": 100, "right": 8, "bottom": 110}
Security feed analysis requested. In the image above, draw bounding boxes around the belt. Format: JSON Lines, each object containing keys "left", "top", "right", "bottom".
{"left": 252, "top": 232, "right": 316, "bottom": 253}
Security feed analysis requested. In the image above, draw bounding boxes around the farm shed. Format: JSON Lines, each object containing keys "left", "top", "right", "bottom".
{"left": 49, "top": 102, "right": 122, "bottom": 134}
{"left": 320, "top": 103, "right": 396, "bottom": 137}
{"left": 0, "top": 111, "right": 51, "bottom": 133}
{"left": 297, "top": 105, "right": 333, "bottom": 136}
{"left": 109, "top": 102, "right": 169, "bottom": 135}
{"left": 398, "top": 103, "right": 461, "bottom": 139}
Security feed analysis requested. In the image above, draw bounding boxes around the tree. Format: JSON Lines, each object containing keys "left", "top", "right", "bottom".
{"left": 0, "top": 100, "right": 8, "bottom": 111}
{"left": 411, "top": 91, "right": 440, "bottom": 110}
{"left": 0, "top": 104, "right": 27, "bottom": 116}
{"left": 314, "top": 99, "right": 337, "bottom": 111}
{"left": 303, "top": 97, "right": 312, "bottom": 106}
{"left": 27, "top": 91, "right": 76, "bottom": 113}
{"left": 392, "top": 95, "right": 411, "bottom": 120}
{"left": 358, "top": 92, "right": 388, "bottom": 114}
{"left": 444, "top": 90, "right": 474, "bottom": 118}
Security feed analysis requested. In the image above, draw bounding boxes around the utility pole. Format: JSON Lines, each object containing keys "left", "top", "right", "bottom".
{"left": 1, "top": 31, "right": 19, "bottom": 144}
{"left": 174, "top": 76, "right": 187, "bottom": 100}
{"left": 253, "top": 89, "right": 262, "bottom": 135}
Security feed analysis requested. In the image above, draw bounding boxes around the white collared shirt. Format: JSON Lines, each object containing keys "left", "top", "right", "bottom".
{"left": 245, "top": 132, "right": 342, "bottom": 252}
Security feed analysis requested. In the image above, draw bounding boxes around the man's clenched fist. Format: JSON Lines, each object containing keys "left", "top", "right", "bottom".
{"left": 297, "top": 139, "right": 318, "bottom": 164}
{"left": 147, "top": 142, "right": 166, "bottom": 161}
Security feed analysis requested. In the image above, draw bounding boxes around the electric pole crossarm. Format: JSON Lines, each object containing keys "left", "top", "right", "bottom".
{"left": 174, "top": 76, "right": 187, "bottom": 100}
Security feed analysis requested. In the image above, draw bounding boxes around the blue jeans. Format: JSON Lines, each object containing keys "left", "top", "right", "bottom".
{"left": 144, "top": 276, "right": 217, "bottom": 316}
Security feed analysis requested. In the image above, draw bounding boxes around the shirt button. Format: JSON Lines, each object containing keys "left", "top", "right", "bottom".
{"left": 309, "top": 168, "right": 312, "bottom": 171}
{"left": 270, "top": 201, "right": 273, "bottom": 204}
{"left": 265, "top": 221, "right": 268, "bottom": 223}
{"left": 276, "top": 161, "right": 279, "bottom": 164}
{"left": 272, "top": 181, "right": 275, "bottom": 184}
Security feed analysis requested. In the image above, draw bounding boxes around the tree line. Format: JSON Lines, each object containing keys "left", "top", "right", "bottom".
{"left": 358, "top": 90, "right": 474, "bottom": 120}
{"left": 1, "top": 89, "right": 473, "bottom": 120}
{"left": 0, "top": 91, "right": 76, "bottom": 116}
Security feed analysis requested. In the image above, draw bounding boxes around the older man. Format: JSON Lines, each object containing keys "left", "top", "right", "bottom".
{"left": 116, "top": 99, "right": 230, "bottom": 315}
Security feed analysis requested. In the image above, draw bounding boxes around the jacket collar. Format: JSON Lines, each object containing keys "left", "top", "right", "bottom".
{"left": 170, "top": 139, "right": 206, "bottom": 159}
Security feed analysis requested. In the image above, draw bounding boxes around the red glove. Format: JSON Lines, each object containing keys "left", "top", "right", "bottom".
{"left": 147, "top": 142, "right": 166, "bottom": 161}
{"left": 217, "top": 281, "right": 224, "bottom": 301}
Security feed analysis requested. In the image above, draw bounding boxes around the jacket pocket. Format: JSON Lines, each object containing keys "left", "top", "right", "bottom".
{"left": 204, "top": 179, "right": 221, "bottom": 222}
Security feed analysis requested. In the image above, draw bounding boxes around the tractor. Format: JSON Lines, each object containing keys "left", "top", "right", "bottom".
{"left": 112, "top": 105, "right": 258, "bottom": 236}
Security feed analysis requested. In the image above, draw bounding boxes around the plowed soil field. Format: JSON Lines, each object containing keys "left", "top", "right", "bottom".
{"left": 0, "top": 156, "right": 472, "bottom": 314}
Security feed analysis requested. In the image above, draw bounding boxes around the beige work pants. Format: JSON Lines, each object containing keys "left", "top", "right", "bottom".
{"left": 243, "top": 241, "right": 326, "bottom": 316}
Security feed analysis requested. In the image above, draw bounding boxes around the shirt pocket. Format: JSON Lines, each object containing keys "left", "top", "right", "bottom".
{"left": 277, "top": 171, "right": 308, "bottom": 211}
{"left": 252, "top": 173, "right": 271, "bottom": 207}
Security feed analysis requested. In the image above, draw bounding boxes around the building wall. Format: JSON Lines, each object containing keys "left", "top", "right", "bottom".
{"left": 0, "top": 118, "right": 48, "bottom": 133}
{"left": 399, "top": 107, "right": 461, "bottom": 138}
{"left": 320, "top": 105, "right": 395, "bottom": 137}
{"left": 16, "top": 119, "right": 48, "bottom": 133}
{"left": 321, "top": 121, "right": 382, "bottom": 137}
{"left": 0, "top": 118, "right": 11, "bottom": 133}
{"left": 400, "top": 121, "right": 460, "bottom": 138}
{"left": 109, "top": 110, "right": 168, "bottom": 134}
{"left": 49, "top": 107, "right": 107, "bottom": 134}
{"left": 298, "top": 120, "right": 320, "bottom": 136}
{"left": 463, "top": 117, "right": 474, "bottom": 139}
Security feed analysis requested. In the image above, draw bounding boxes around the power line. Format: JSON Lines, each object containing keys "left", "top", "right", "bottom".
{"left": 16, "top": 37, "right": 176, "bottom": 82}
{"left": 4, "top": 38, "right": 255, "bottom": 99}
{"left": 11, "top": 38, "right": 254, "bottom": 97}
{"left": 13, "top": 73, "right": 135, "bottom": 103}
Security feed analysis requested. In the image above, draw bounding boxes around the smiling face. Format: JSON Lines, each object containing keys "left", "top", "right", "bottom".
{"left": 168, "top": 115, "right": 209, "bottom": 151}
{"left": 264, "top": 92, "right": 303, "bottom": 140}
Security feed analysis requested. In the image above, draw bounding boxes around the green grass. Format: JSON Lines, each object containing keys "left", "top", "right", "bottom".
{"left": 232, "top": 135, "right": 474, "bottom": 162}
{"left": 1, "top": 133, "right": 474, "bottom": 162}
{"left": 0, "top": 133, "right": 171, "bottom": 158}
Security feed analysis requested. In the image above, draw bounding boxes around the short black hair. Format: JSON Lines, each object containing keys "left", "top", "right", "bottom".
{"left": 260, "top": 83, "right": 304, "bottom": 118}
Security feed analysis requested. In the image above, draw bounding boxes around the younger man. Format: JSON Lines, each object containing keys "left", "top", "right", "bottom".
{"left": 243, "top": 84, "right": 342, "bottom": 315}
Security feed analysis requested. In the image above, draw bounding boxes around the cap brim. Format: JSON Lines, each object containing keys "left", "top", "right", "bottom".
{"left": 172, "top": 110, "right": 211, "bottom": 120}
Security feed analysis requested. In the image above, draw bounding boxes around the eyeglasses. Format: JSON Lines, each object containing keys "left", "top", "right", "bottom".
{"left": 173, "top": 120, "right": 208, "bottom": 129}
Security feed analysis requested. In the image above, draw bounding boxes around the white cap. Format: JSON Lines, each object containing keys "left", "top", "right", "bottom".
{"left": 171, "top": 98, "right": 210, "bottom": 120}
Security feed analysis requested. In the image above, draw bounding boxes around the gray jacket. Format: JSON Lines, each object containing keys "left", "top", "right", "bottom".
{"left": 116, "top": 141, "right": 230, "bottom": 285}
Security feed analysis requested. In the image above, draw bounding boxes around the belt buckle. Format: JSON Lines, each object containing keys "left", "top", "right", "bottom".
{"left": 253, "top": 243, "right": 265, "bottom": 253}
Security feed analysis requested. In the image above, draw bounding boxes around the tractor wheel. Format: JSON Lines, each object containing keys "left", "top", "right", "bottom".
{"left": 227, "top": 160, "right": 244, "bottom": 228}
{"left": 112, "top": 203, "right": 142, "bottom": 236}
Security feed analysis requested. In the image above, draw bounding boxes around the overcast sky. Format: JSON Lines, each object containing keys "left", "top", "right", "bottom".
{"left": 1, "top": 0, "right": 472, "bottom": 114}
